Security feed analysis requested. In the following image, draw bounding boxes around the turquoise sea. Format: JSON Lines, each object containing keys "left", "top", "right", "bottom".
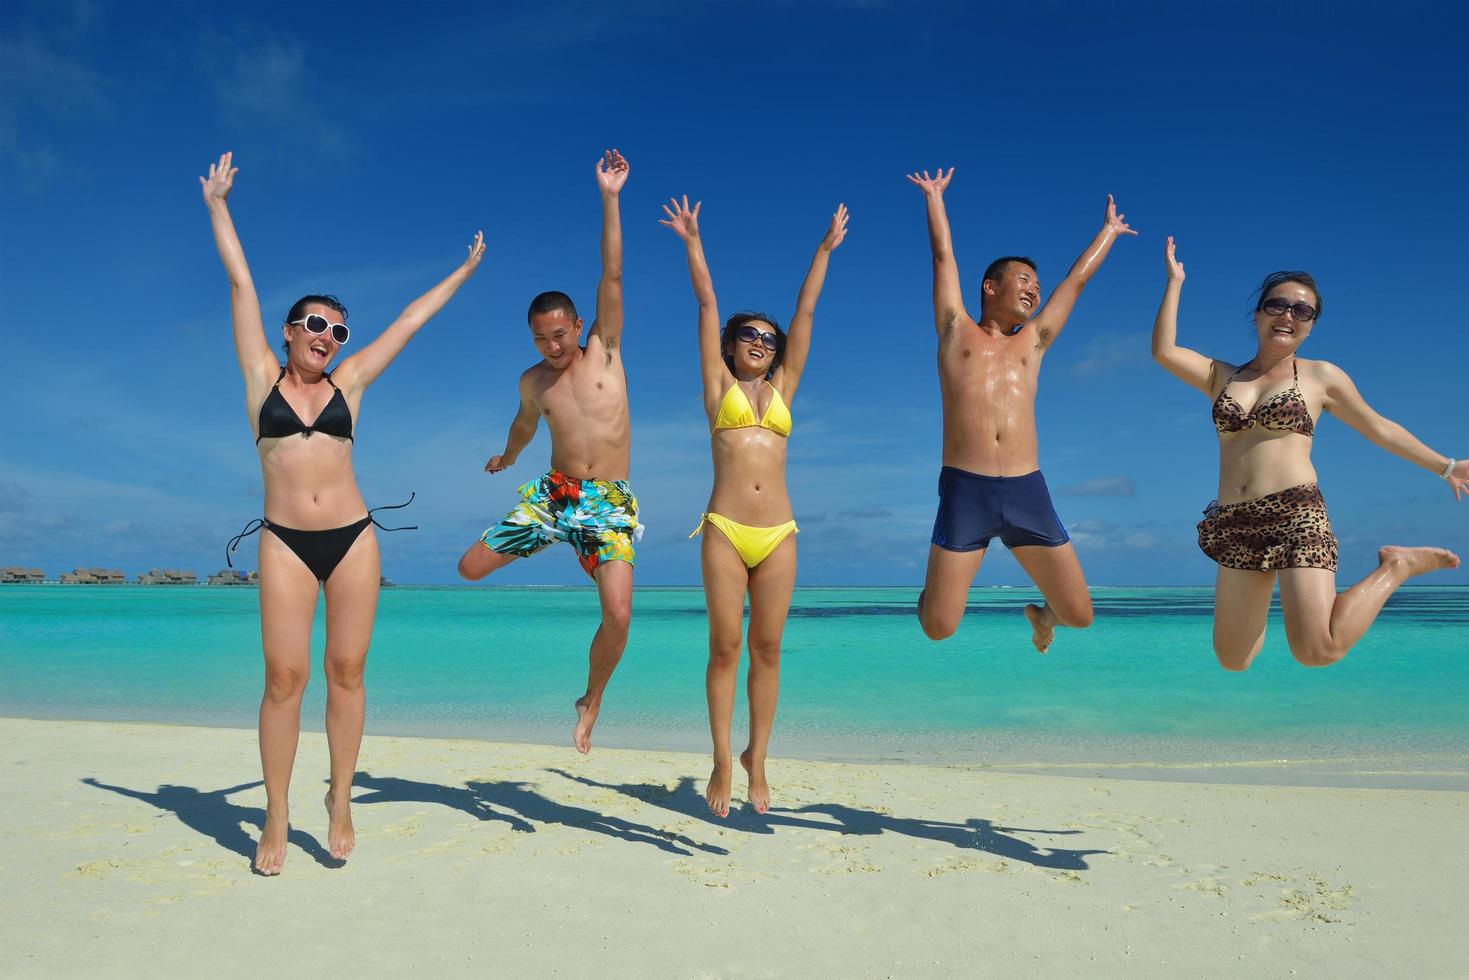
{"left": 3, "top": 586, "right": 1466, "bottom": 784}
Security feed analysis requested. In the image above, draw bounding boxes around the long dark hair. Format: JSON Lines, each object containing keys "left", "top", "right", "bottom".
{"left": 720, "top": 311, "right": 785, "bottom": 379}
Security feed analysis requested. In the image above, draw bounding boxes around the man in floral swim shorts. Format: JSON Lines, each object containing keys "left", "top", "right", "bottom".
{"left": 457, "top": 149, "right": 638, "bottom": 755}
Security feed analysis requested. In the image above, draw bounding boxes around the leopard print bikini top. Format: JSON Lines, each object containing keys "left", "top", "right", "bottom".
{"left": 1212, "top": 358, "right": 1314, "bottom": 437}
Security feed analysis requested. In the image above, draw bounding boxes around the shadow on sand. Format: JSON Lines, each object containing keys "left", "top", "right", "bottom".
{"left": 81, "top": 777, "right": 340, "bottom": 873}
{"left": 351, "top": 772, "right": 728, "bottom": 857}
{"left": 547, "top": 770, "right": 1108, "bottom": 871}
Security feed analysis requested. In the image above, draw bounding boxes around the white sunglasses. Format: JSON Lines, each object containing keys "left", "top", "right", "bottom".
{"left": 289, "top": 313, "right": 350, "bottom": 345}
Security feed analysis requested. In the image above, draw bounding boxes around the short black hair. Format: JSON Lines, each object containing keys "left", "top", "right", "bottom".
{"left": 283, "top": 295, "right": 347, "bottom": 355}
{"left": 721, "top": 311, "right": 785, "bottom": 380}
{"left": 528, "top": 290, "right": 578, "bottom": 324}
{"left": 982, "top": 256, "right": 1037, "bottom": 288}
{"left": 1249, "top": 271, "right": 1322, "bottom": 321}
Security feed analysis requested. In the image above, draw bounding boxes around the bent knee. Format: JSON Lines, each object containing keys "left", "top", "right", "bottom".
{"left": 1055, "top": 602, "right": 1094, "bottom": 630}
{"left": 457, "top": 552, "right": 489, "bottom": 581}
{"left": 920, "top": 617, "right": 959, "bottom": 641}
{"left": 1288, "top": 642, "right": 1345, "bottom": 668}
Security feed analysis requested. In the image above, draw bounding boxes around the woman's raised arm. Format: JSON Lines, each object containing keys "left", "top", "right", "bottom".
{"left": 777, "top": 203, "right": 848, "bottom": 398}
{"left": 1151, "top": 236, "right": 1220, "bottom": 395}
{"left": 200, "top": 152, "right": 275, "bottom": 386}
{"left": 333, "top": 232, "right": 486, "bottom": 393}
{"left": 660, "top": 195, "right": 727, "bottom": 408}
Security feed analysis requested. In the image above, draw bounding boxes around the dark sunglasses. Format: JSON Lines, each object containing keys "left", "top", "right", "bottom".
{"left": 735, "top": 325, "right": 780, "bottom": 351}
{"left": 289, "top": 313, "right": 351, "bottom": 345}
{"left": 1260, "top": 298, "right": 1317, "bottom": 322}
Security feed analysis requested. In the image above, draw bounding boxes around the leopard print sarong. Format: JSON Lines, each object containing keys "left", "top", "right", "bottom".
{"left": 1196, "top": 483, "right": 1337, "bottom": 572}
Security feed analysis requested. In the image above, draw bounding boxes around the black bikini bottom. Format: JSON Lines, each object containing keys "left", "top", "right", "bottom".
{"left": 226, "top": 495, "right": 416, "bottom": 583}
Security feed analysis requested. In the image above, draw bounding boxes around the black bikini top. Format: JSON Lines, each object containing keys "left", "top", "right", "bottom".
{"left": 256, "top": 367, "right": 354, "bottom": 444}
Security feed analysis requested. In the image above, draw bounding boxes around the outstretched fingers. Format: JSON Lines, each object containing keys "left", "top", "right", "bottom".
{"left": 905, "top": 167, "right": 954, "bottom": 193}
{"left": 824, "top": 202, "right": 850, "bottom": 249}
{"left": 199, "top": 151, "right": 238, "bottom": 203}
{"left": 1106, "top": 193, "right": 1138, "bottom": 235}
{"left": 1165, "top": 235, "right": 1185, "bottom": 281}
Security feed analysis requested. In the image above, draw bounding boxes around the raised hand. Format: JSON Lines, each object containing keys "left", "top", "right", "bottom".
{"left": 1165, "top": 236, "right": 1186, "bottom": 283}
{"left": 1104, "top": 194, "right": 1137, "bottom": 236}
{"left": 462, "top": 230, "right": 487, "bottom": 273}
{"left": 820, "top": 203, "right": 850, "bottom": 252}
{"left": 596, "top": 148, "right": 630, "bottom": 196}
{"left": 1448, "top": 459, "right": 1468, "bottom": 501}
{"left": 906, "top": 167, "right": 954, "bottom": 196}
{"left": 658, "top": 195, "right": 701, "bottom": 241}
{"left": 199, "top": 151, "right": 238, "bottom": 207}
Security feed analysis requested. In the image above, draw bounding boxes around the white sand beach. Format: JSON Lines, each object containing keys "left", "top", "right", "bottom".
{"left": 2, "top": 717, "right": 1464, "bottom": 978}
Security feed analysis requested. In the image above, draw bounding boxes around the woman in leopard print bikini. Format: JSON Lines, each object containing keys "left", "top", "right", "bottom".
{"left": 1150, "top": 237, "right": 1466, "bottom": 670}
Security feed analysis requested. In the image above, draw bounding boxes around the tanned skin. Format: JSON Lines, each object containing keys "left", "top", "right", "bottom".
{"left": 907, "top": 167, "right": 1134, "bottom": 653}
{"left": 661, "top": 195, "right": 848, "bottom": 817}
{"left": 1153, "top": 237, "right": 1463, "bottom": 670}
{"left": 456, "top": 149, "right": 632, "bottom": 754}
{"left": 202, "top": 152, "right": 484, "bottom": 874}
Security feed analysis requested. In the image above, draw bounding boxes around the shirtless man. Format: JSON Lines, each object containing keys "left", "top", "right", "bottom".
{"left": 907, "top": 167, "right": 1134, "bottom": 652}
{"left": 457, "top": 149, "right": 635, "bottom": 753}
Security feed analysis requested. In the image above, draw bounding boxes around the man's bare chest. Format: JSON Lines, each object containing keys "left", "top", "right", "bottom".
{"left": 536, "top": 367, "right": 627, "bottom": 420}
{"left": 940, "top": 337, "right": 1039, "bottom": 390}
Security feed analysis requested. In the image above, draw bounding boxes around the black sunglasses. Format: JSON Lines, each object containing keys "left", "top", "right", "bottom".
{"left": 735, "top": 325, "right": 780, "bottom": 351}
{"left": 290, "top": 313, "right": 351, "bottom": 345}
{"left": 1260, "top": 298, "right": 1317, "bottom": 322}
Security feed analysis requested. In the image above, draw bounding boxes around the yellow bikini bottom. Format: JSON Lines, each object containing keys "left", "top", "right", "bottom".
{"left": 689, "top": 513, "right": 798, "bottom": 568}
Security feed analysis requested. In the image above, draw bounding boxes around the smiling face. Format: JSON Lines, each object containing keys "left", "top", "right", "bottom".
{"left": 1253, "top": 280, "right": 1319, "bottom": 354}
{"left": 283, "top": 302, "right": 344, "bottom": 372}
{"left": 723, "top": 318, "right": 781, "bottom": 378}
{"left": 982, "top": 261, "right": 1041, "bottom": 327}
{"left": 529, "top": 308, "right": 582, "bottom": 369}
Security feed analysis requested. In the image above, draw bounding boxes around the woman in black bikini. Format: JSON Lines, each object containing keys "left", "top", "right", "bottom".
{"left": 1151, "top": 236, "right": 1465, "bottom": 670}
{"left": 201, "top": 152, "right": 484, "bottom": 874}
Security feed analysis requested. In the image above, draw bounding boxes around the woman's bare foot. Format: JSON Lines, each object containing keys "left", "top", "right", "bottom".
{"left": 573, "top": 696, "right": 599, "bottom": 754}
{"left": 254, "top": 805, "right": 288, "bottom": 876}
{"left": 706, "top": 758, "right": 732, "bottom": 817}
{"left": 324, "top": 788, "right": 355, "bottom": 861}
{"left": 1024, "top": 603, "right": 1054, "bottom": 654}
{"left": 1379, "top": 545, "right": 1460, "bottom": 579}
{"left": 740, "top": 749, "right": 770, "bottom": 815}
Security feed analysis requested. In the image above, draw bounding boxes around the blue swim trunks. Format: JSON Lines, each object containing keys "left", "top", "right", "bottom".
{"left": 930, "top": 467, "right": 1070, "bottom": 552}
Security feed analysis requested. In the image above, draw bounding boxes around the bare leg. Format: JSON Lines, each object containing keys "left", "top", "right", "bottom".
{"left": 255, "top": 532, "right": 319, "bottom": 875}
{"left": 1211, "top": 566, "right": 1276, "bottom": 671}
{"left": 1279, "top": 547, "right": 1460, "bottom": 667}
{"left": 917, "top": 544, "right": 986, "bottom": 641}
{"left": 320, "top": 528, "right": 380, "bottom": 862}
{"left": 701, "top": 527, "right": 748, "bottom": 818}
{"left": 573, "top": 559, "right": 633, "bottom": 754}
{"left": 457, "top": 539, "right": 519, "bottom": 581}
{"left": 1011, "top": 543, "right": 1093, "bottom": 653}
{"left": 741, "top": 534, "right": 796, "bottom": 815}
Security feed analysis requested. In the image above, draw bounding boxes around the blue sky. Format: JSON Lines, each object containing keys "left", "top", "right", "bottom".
{"left": 2, "top": 0, "right": 1465, "bottom": 586}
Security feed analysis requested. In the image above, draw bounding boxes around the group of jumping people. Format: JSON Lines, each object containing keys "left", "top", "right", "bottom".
{"left": 200, "top": 149, "right": 1464, "bottom": 875}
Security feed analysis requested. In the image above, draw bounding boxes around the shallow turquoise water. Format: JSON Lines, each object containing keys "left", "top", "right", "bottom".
{"left": 2, "top": 585, "right": 1465, "bottom": 766}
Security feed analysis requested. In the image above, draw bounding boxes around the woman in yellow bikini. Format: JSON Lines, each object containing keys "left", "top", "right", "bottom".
{"left": 661, "top": 195, "right": 847, "bottom": 816}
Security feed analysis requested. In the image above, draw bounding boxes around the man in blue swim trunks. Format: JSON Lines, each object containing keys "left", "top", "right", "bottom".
{"left": 906, "top": 167, "right": 1135, "bottom": 652}
{"left": 457, "top": 149, "right": 637, "bottom": 752}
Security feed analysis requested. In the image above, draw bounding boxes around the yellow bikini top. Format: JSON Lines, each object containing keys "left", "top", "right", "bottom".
{"left": 712, "top": 381, "right": 792, "bottom": 437}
